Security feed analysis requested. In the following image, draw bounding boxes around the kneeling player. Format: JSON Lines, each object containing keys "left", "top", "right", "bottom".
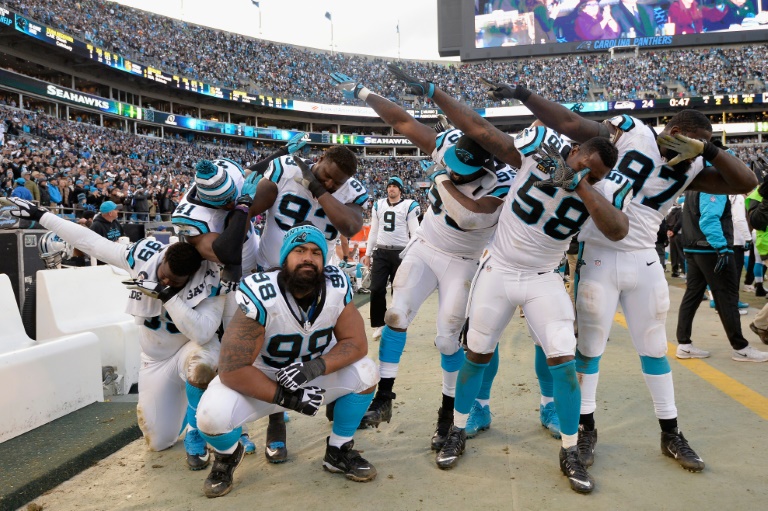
{"left": 196, "top": 224, "right": 380, "bottom": 498}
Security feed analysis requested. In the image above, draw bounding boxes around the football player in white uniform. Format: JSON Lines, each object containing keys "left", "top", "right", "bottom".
{"left": 329, "top": 71, "right": 514, "bottom": 450}
{"left": 173, "top": 136, "right": 308, "bottom": 457}
{"left": 364, "top": 176, "right": 421, "bottom": 341}
{"left": 9, "top": 197, "right": 227, "bottom": 472}
{"left": 389, "top": 71, "right": 629, "bottom": 493}
{"left": 247, "top": 144, "right": 368, "bottom": 461}
{"left": 195, "top": 224, "right": 380, "bottom": 498}
{"left": 484, "top": 82, "right": 757, "bottom": 473}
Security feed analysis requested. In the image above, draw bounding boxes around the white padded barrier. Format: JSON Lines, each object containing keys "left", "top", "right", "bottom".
{"left": 0, "top": 273, "right": 102, "bottom": 443}
{"left": 36, "top": 265, "right": 141, "bottom": 394}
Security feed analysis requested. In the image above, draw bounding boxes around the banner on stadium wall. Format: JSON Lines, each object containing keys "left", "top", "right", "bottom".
{"left": 2, "top": 68, "right": 765, "bottom": 147}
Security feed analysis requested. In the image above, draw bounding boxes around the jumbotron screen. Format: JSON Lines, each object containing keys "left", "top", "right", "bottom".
{"left": 470, "top": 0, "right": 768, "bottom": 55}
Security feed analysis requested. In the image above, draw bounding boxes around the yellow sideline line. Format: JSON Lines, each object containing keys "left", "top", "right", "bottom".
{"left": 612, "top": 312, "right": 768, "bottom": 420}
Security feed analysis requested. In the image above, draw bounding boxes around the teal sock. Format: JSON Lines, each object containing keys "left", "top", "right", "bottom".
{"left": 534, "top": 345, "right": 553, "bottom": 398}
{"left": 332, "top": 392, "right": 375, "bottom": 437}
{"left": 477, "top": 345, "right": 499, "bottom": 400}
{"left": 185, "top": 382, "right": 205, "bottom": 430}
{"left": 455, "top": 359, "right": 489, "bottom": 415}
{"left": 549, "top": 360, "right": 580, "bottom": 436}
{"left": 380, "top": 326, "right": 407, "bottom": 364}
{"left": 199, "top": 427, "right": 242, "bottom": 453}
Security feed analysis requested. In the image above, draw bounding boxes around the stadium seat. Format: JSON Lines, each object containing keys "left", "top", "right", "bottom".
{"left": 35, "top": 265, "right": 141, "bottom": 395}
{"left": 0, "top": 273, "right": 102, "bottom": 443}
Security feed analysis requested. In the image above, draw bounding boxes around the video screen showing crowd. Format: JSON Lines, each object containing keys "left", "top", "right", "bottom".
{"left": 3, "top": 58, "right": 758, "bottom": 498}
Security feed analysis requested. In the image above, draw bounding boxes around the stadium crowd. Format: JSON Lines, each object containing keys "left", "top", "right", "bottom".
{"left": 3, "top": 0, "right": 767, "bottom": 107}
{"left": 0, "top": 105, "right": 433, "bottom": 220}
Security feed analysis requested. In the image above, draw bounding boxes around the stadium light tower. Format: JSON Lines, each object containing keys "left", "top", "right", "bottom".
{"left": 325, "top": 11, "right": 334, "bottom": 55}
{"left": 252, "top": 1, "right": 262, "bottom": 35}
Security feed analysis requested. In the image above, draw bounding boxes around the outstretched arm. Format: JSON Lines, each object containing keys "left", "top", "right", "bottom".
{"left": 329, "top": 71, "right": 436, "bottom": 154}
{"left": 429, "top": 88, "right": 522, "bottom": 169}
{"left": 575, "top": 181, "right": 628, "bottom": 241}
{"left": 482, "top": 80, "right": 609, "bottom": 144}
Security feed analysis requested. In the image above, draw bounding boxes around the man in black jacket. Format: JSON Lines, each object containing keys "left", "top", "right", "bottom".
{"left": 666, "top": 200, "right": 685, "bottom": 277}
{"left": 91, "top": 200, "right": 124, "bottom": 242}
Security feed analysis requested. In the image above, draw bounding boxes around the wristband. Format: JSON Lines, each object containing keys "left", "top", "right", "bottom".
{"left": 426, "top": 83, "right": 435, "bottom": 98}
{"left": 234, "top": 204, "right": 249, "bottom": 214}
{"left": 702, "top": 141, "right": 719, "bottom": 162}
{"left": 357, "top": 87, "right": 371, "bottom": 101}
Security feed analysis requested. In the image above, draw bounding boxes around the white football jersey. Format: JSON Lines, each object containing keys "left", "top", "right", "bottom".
{"left": 489, "top": 126, "right": 633, "bottom": 271}
{"left": 417, "top": 130, "right": 515, "bottom": 259}
{"left": 257, "top": 155, "right": 369, "bottom": 268}
{"left": 579, "top": 115, "right": 705, "bottom": 251}
{"left": 371, "top": 198, "right": 420, "bottom": 249}
{"left": 171, "top": 185, "right": 260, "bottom": 273}
{"left": 236, "top": 265, "right": 353, "bottom": 371}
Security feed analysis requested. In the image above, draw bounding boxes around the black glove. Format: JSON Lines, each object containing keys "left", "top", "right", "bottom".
{"left": 292, "top": 156, "right": 327, "bottom": 198}
{"left": 6, "top": 197, "right": 48, "bottom": 221}
{"left": 479, "top": 77, "right": 531, "bottom": 102}
{"left": 122, "top": 279, "right": 182, "bottom": 303}
{"left": 714, "top": 248, "right": 732, "bottom": 274}
{"left": 275, "top": 358, "right": 326, "bottom": 392}
{"left": 273, "top": 385, "right": 325, "bottom": 416}
{"left": 386, "top": 62, "right": 435, "bottom": 97}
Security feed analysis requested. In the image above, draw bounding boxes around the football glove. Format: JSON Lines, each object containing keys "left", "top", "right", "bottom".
{"left": 657, "top": 133, "right": 718, "bottom": 165}
{"left": 273, "top": 385, "right": 325, "bottom": 417}
{"left": 386, "top": 62, "right": 435, "bottom": 97}
{"left": 292, "top": 156, "right": 327, "bottom": 198}
{"left": 286, "top": 131, "right": 308, "bottom": 154}
{"left": 122, "top": 279, "right": 181, "bottom": 303}
{"left": 420, "top": 159, "right": 436, "bottom": 173}
{"left": 714, "top": 247, "right": 732, "bottom": 274}
{"left": 428, "top": 167, "right": 449, "bottom": 184}
{"left": 329, "top": 72, "right": 369, "bottom": 101}
{"left": 533, "top": 143, "right": 589, "bottom": 192}
{"left": 6, "top": 197, "right": 48, "bottom": 221}
{"left": 479, "top": 77, "right": 531, "bottom": 102}
{"left": 275, "top": 358, "right": 326, "bottom": 392}
{"left": 240, "top": 172, "right": 261, "bottom": 204}
{"left": 434, "top": 114, "right": 454, "bottom": 133}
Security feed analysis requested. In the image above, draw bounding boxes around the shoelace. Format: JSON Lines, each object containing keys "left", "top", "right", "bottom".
{"left": 441, "top": 431, "right": 464, "bottom": 455}
{"left": 565, "top": 450, "right": 590, "bottom": 480}
{"left": 670, "top": 434, "right": 698, "bottom": 458}
{"left": 577, "top": 432, "right": 593, "bottom": 455}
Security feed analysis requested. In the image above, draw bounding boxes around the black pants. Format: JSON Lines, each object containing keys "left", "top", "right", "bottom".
{"left": 369, "top": 248, "right": 403, "bottom": 328}
{"left": 733, "top": 246, "right": 746, "bottom": 284}
{"left": 743, "top": 246, "right": 755, "bottom": 285}
{"left": 669, "top": 235, "right": 685, "bottom": 274}
{"left": 676, "top": 251, "right": 748, "bottom": 350}
{"left": 655, "top": 242, "right": 666, "bottom": 268}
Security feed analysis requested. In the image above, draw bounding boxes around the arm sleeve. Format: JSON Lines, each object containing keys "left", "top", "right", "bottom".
{"left": 248, "top": 147, "right": 289, "bottom": 175}
{"left": 698, "top": 193, "right": 728, "bottom": 249}
{"left": 39, "top": 213, "right": 133, "bottom": 273}
{"left": 163, "top": 293, "right": 226, "bottom": 345}
{"left": 367, "top": 207, "right": 379, "bottom": 252}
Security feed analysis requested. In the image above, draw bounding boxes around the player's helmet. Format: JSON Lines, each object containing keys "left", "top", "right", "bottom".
{"left": 38, "top": 231, "right": 73, "bottom": 269}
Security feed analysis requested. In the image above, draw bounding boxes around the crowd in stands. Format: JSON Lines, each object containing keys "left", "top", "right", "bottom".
{"left": 4, "top": 0, "right": 767, "bottom": 108}
{"left": 0, "top": 105, "right": 434, "bottom": 221}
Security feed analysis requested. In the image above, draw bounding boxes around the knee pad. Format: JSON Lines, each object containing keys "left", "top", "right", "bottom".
{"left": 353, "top": 357, "right": 380, "bottom": 389}
{"left": 639, "top": 284, "right": 670, "bottom": 357}
{"left": 435, "top": 333, "right": 461, "bottom": 356}
{"left": 545, "top": 321, "right": 577, "bottom": 358}
{"left": 384, "top": 306, "right": 411, "bottom": 330}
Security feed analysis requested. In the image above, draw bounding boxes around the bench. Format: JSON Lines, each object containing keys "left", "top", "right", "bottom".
{"left": 36, "top": 265, "right": 141, "bottom": 395}
{"left": 0, "top": 273, "right": 102, "bottom": 442}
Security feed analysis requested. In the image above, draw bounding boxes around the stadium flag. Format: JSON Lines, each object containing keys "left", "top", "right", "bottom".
{"left": 325, "top": 11, "right": 332, "bottom": 21}
{"left": 396, "top": 22, "right": 399, "bottom": 33}
{"left": 251, "top": 0, "right": 259, "bottom": 6}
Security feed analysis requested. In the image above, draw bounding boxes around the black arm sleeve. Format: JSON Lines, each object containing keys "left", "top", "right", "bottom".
{"left": 248, "top": 147, "right": 289, "bottom": 174}
{"left": 211, "top": 207, "right": 249, "bottom": 265}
